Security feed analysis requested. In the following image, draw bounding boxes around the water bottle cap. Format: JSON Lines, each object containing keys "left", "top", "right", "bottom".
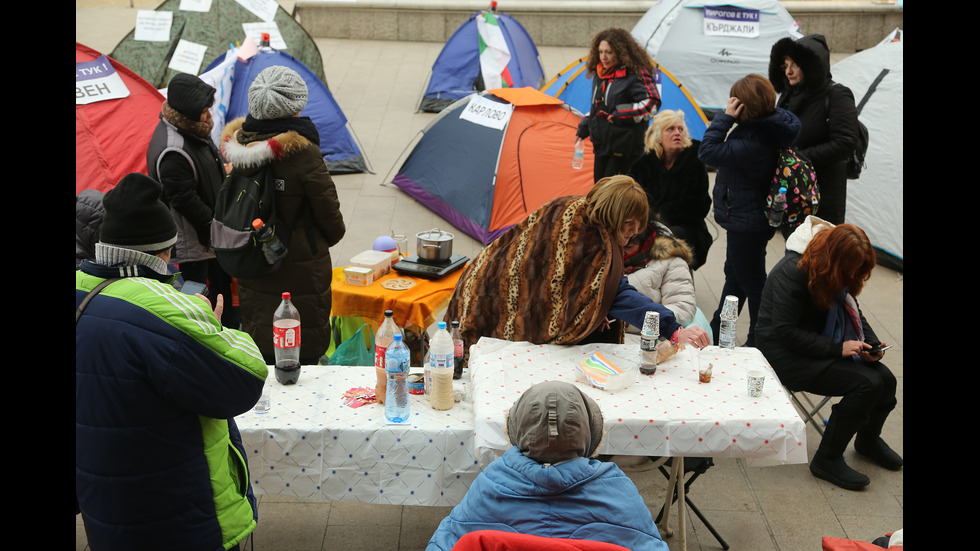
{"left": 394, "top": 334, "right": 403, "bottom": 341}
{"left": 282, "top": 292, "right": 290, "bottom": 300}
{"left": 385, "top": 309, "right": 394, "bottom": 317}
{"left": 252, "top": 218, "right": 264, "bottom": 230}
{"left": 438, "top": 321, "right": 446, "bottom": 329}
{"left": 779, "top": 187, "right": 787, "bottom": 193}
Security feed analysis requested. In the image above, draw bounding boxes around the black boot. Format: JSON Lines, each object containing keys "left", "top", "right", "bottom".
{"left": 809, "top": 408, "right": 869, "bottom": 491}
{"left": 854, "top": 405, "right": 903, "bottom": 470}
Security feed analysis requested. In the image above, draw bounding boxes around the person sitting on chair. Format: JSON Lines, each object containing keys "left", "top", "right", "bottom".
{"left": 426, "top": 381, "right": 668, "bottom": 551}
{"left": 756, "top": 219, "right": 901, "bottom": 491}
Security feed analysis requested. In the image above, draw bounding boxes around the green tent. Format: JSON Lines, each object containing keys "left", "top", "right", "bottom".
{"left": 110, "top": 0, "right": 326, "bottom": 89}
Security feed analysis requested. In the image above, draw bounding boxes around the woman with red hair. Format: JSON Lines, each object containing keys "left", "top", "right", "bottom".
{"left": 756, "top": 219, "right": 901, "bottom": 490}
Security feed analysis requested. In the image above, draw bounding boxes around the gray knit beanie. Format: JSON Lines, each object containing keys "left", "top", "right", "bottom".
{"left": 247, "top": 65, "right": 308, "bottom": 120}
{"left": 507, "top": 381, "right": 605, "bottom": 464}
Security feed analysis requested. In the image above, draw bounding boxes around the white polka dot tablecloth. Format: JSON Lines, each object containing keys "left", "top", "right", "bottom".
{"left": 235, "top": 365, "right": 498, "bottom": 506}
{"left": 468, "top": 338, "right": 808, "bottom": 467}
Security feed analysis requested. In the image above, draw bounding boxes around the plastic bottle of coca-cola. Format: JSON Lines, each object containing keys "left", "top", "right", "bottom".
{"left": 374, "top": 310, "right": 402, "bottom": 404}
{"left": 273, "top": 292, "right": 301, "bottom": 384}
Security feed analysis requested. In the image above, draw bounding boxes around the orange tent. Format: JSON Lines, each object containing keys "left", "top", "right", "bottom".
{"left": 391, "top": 87, "right": 595, "bottom": 244}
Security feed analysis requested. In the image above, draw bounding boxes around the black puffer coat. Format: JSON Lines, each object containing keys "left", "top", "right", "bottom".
{"left": 768, "top": 34, "right": 858, "bottom": 225}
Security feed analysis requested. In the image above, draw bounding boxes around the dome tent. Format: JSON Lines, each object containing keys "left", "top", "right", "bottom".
{"left": 76, "top": 42, "right": 164, "bottom": 195}
{"left": 541, "top": 56, "right": 710, "bottom": 140}
{"left": 418, "top": 5, "right": 545, "bottom": 113}
{"left": 205, "top": 48, "right": 371, "bottom": 175}
{"left": 832, "top": 32, "right": 903, "bottom": 271}
{"left": 110, "top": 0, "right": 325, "bottom": 89}
{"left": 393, "top": 88, "right": 594, "bottom": 244}
{"left": 631, "top": 0, "right": 799, "bottom": 115}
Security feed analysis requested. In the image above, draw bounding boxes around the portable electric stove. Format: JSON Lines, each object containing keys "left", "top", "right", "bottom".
{"left": 392, "top": 254, "right": 469, "bottom": 279}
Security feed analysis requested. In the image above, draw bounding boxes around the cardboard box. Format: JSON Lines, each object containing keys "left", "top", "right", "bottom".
{"left": 350, "top": 250, "right": 391, "bottom": 280}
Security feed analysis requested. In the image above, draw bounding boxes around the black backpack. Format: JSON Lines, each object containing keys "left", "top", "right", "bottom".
{"left": 210, "top": 168, "right": 291, "bottom": 279}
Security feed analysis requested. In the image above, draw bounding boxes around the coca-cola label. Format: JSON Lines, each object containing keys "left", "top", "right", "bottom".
{"left": 273, "top": 320, "right": 300, "bottom": 349}
{"left": 374, "top": 345, "right": 386, "bottom": 369}
{"left": 454, "top": 342, "right": 463, "bottom": 356}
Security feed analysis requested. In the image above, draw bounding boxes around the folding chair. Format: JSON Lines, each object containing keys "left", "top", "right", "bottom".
{"left": 654, "top": 457, "right": 729, "bottom": 550}
{"left": 789, "top": 390, "right": 832, "bottom": 436}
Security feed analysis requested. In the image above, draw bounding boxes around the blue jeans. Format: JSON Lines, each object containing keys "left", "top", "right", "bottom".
{"left": 710, "top": 229, "right": 774, "bottom": 346}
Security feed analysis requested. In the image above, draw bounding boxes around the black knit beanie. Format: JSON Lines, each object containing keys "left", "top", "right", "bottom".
{"left": 166, "top": 73, "right": 215, "bottom": 119}
{"left": 100, "top": 173, "right": 178, "bottom": 254}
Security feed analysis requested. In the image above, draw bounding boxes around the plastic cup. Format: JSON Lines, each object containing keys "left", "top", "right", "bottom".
{"left": 254, "top": 394, "right": 271, "bottom": 413}
{"left": 746, "top": 371, "right": 766, "bottom": 397}
{"left": 392, "top": 234, "right": 408, "bottom": 257}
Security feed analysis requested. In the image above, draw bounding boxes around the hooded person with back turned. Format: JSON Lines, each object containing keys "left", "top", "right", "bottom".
{"left": 221, "top": 65, "right": 346, "bottom": 365}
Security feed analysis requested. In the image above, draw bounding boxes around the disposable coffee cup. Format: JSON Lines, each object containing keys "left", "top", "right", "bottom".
{"left": 746, "top": 371, "right": 765, "bottom": 397}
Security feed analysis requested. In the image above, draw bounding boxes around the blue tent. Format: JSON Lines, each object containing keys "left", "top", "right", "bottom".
{"left": 205, "top": 49, "right": 370, "bottom": 174}
{"left": 541, "top": 57, "right": 710, "bottom": 141}
{"left": 418, "top": 9, "right": 545, "bottom": 113}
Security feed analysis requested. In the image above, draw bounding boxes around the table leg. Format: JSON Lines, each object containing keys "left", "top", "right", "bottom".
{"left": 656, "top": 457, "right": 688, "bottom": 551}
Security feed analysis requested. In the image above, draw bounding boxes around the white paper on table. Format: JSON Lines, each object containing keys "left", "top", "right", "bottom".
{"left": 167, "top": 39, "right": 209, "bottom": 76}
{"left": 134, "top": 10, "right": 173, "bottom": 42}
{"left": 235, "top": 0, "right": 278, "bottom": 22}
{"left": 179, "top": 0, "right": 213, "bottom": 12}
{"left": 242, "top": 22, "right": 287, "bottom": 50}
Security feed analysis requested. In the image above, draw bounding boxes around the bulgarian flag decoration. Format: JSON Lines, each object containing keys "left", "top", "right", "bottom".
{"left": 477, "top": 5, "right": 514, "bottom": 89}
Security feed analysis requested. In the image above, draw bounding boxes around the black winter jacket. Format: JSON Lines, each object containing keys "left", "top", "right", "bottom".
{"left": 756, "top": 251, "right": 880, "bottom": 390}
{"left": 768, "top": 34, "right": 858, "bottom": 224}
{"left": 577, "top": 65, "right": 660, "bottom": 158}
{"left": 147, "top": 117, "right": 226, "bottom": 263}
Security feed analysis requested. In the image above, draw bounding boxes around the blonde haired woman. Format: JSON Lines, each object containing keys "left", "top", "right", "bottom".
{"left": 446, "top": 175, "right": 709, "bottom": 362}
{"left": 628, "top": 109, "right": 712, "bottom": 269}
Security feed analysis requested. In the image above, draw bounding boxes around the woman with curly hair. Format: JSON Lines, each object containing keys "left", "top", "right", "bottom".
{"left": 756, "top": 220, "right": 901, "bottom": 490}
{"left": 576, "top": 28, "right": 661, "bottom": 183}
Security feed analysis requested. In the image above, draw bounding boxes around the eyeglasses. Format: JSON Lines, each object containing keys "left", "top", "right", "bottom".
{"left": 781, "top": 62, "right": 800, "bottom": 72}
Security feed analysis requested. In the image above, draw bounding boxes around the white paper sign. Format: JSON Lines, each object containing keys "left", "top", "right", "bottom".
{"left": 242, "top": 22, "right": 287, "bottom": 50}
{"left": 235, "top": 0, "right": 278, "bottom": 22}
{"left": 168, "top": 39, "right": 209, "bottom": 75}
{"left": 135, "top": 10, "right": 173, "bottom": 42}
{"left": 179, "top": 0, "right": 213, "bottom": 12}
{"left": 459, "top": 95, "right": 514, "bottom": 130}
{"left": 76, "top": 55, "right": 130, "bottom": 105}
{"left": 702, "top": 6, "right": 760, "bottom": 38}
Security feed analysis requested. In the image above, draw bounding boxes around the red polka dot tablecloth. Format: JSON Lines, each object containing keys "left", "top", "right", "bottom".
{"left": 468, "top": 338, "right": 808, "bottom": 467}
{"left": 235, "top": 365, "right": 497, "bottom": 506}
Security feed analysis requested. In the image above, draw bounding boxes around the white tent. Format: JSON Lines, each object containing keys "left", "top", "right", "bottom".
{"left": 631, "top": 0, "right": 799, "bottom": 113}
{"left": 833, "top": 32, "right": 904, "bottom": 270}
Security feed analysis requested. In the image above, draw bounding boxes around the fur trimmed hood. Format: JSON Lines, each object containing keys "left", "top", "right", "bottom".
{"left": 220, "top": 117, "right": 315, "bottom": 170}
{"left": 648, "top": 232, "right": 694, "bottom": 266}
{"left": 768, "top": 34, "right": 832, "bottom": 94}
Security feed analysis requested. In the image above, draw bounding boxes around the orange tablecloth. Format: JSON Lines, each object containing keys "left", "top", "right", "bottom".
{"left": 331, "top": 265, "right": 464, "bottom": 330}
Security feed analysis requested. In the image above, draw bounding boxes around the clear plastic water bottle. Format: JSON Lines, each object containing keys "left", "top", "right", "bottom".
{"left": 639, "top": 311, "right": 659, "bottom": 375}
{"left": 768, "top": 187, "right": 787, "bottom": 227}
{"left": 451, "top": 320, "right": 464, "bottom": 379}
{"left": 719, "top": 295, "right": 739, "bottom": 349}
{"left": 572, "top": 139, "right": 585, "bottom": 170}
{"left": 384, "top": 334, "right": 411, "bottom": 423}
{"left": 252, "top": 218, "right": 287, "bottom": 265}
{"left": 428, "top": 321, "right": 455, "bottom": 410}
{"left": 374, "top": 310, "right": 402, "bottom": 405}
{"left": 273, "top": 292, "right": 301, "bottom": 384}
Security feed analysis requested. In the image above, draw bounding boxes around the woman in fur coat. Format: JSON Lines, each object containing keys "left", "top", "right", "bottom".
{"left": 221, "top": 66, "right": 346, "bottom": 365}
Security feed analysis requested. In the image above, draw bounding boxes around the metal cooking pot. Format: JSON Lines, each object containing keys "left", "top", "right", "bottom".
{"left": 416, "top": 229, "right": 454, "bottom": 262}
